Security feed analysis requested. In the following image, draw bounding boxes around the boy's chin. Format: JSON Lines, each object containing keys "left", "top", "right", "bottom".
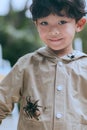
{"left": 48, "top": 47, "right": 60, "bottom": 51}
{"left": 48, "top": 47, "right": 60, "bottom": 53}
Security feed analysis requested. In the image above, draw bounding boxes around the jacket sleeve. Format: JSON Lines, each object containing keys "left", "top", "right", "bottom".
{"left": 0, "top": 60, "right": 24, "bottom": 123}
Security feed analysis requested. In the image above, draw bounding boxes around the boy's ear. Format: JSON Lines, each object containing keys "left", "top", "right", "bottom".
{"left": 76, "top": 18, "right": 87, "bottom": 32}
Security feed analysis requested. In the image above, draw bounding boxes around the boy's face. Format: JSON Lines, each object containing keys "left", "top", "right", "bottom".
{"left": 35, "top": 14, "right": 86, "bottom": 56}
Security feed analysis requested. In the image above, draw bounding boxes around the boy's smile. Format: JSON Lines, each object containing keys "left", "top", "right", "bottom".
{"left": 35, "top": 14, "right": 85, "bottom": 57}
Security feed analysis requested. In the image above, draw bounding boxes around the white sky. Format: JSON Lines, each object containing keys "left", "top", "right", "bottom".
{"left": 0, "top": 0, "right": 10, "bottom": 15}
{"left": 0, "top": 0, "right": 32, "bottom": 16}
{"left": 0, "top": 0, "right": 87, "bottom": 17}
{"left": 11, "top": 0, "right": 27, "bottom": 11}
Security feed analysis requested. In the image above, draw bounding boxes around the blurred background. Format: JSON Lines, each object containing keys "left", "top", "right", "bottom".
{"left": 0, "top": 0, "right": 43, "bottom": 68}
{"left": 0, "top": 0, "right": 87, "bottom": 130}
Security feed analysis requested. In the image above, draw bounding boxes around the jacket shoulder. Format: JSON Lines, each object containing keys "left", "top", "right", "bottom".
{"left": 16, "top": 48, "right": 44, "bottom": 67}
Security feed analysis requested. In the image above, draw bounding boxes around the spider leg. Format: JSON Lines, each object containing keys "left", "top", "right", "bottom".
{"left": 24, "top": 110, "right": 30, "bottom": 118}
{"left": 32, "top": 112, "right": 39, "bottom": 120}
{"left": 26, "top": 96, "right": 31, "bottom": 103}
{"left": 34, "top": 116, "right": 39, "bottom": 120}
{"left": 33, "top": 100, "right": 42, "bottom": 109}
{"left": 36, "top": 108, "right": 40, "bottom": 112}
{"left": 29, "top": 112, "right": 33, "bottom": 118}
{"left": 26, "top": 110, "right": 32, "bottom": 118}
{"left": 33, "top": 100, "right": 39, "bottom": 106}
{"left": 37, "top": 105, "right": 42, "bottom": 108}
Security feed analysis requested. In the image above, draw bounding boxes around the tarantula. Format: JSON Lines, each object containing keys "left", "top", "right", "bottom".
{"left": 23, "top": 96, "right": 42, "bottom": 120}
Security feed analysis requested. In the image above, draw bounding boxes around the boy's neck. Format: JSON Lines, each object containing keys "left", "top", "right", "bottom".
{"left": 51, "top": 48, "right": 74, "bottom": 57}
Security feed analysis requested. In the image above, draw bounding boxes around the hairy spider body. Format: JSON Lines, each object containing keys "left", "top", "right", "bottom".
{"left": 23, "top": 96, "right": 42, "bottom": 120}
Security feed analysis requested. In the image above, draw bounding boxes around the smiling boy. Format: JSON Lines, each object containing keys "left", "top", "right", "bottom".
{"left": 0, "top": 0, "right": 87, "bottom": 130}
{"left": 35, "top": 14, "right": 84, "bottom": 56}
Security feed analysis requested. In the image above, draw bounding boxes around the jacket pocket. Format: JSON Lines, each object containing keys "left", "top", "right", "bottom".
{"left": 23, "top": 114, "right": 50, "bottom": 130}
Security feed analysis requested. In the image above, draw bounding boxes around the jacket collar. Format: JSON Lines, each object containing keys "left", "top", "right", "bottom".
{"left": 37, "top": 46, "right": 87, "bottom": 62}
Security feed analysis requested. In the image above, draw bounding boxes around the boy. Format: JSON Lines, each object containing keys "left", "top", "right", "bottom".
{"left": 0, "top": 0, "right": 87, "bottom": 129}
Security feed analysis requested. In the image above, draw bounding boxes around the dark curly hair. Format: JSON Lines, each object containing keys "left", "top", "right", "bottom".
{"left": 30, "top": 0, "right": 87, "bottom": 22}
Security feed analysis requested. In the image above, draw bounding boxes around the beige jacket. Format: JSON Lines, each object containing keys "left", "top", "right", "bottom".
{"left": 0, "top": 46, "right": 87, "bottom": 130}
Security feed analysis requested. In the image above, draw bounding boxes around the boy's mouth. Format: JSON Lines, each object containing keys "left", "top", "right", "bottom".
{"left": 49, "top": 38, "right": 63, "bottom": 42}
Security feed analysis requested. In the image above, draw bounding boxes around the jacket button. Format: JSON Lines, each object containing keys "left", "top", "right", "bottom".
{"left": 56, "top": 113, "right": 62, "bottom": 119}
{"left": 58, "top": 61, "right": 63, "bottom": 66}
{"left": 57, "top": 85, "right": 63, "bottom": 91}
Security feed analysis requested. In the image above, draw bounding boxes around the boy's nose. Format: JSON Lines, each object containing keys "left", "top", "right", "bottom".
{"left": 49, "top": 28, "right": 60, "bottom": 36}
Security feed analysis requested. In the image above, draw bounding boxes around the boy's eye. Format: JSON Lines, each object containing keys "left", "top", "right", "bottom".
{"left": 58, "top": 21, "right": 67, "bottom": 25}
{"left": 40, "top": 22, "right": 48, "bottom": 25}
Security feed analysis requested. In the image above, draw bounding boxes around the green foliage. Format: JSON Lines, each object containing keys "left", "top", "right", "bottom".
{"left": 0, "top": 10, "right": 43, "bottom": 66}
